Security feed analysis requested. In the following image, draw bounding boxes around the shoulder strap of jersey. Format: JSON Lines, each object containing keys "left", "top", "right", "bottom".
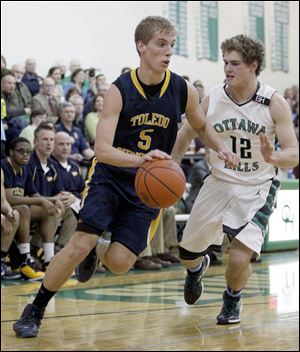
{"left": 252, "top": 93, "right": 271, "bottom": 106}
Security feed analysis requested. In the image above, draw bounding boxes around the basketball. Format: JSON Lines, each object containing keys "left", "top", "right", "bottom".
{"left": 135, "top": 159, "right": 186, "bottom": 208}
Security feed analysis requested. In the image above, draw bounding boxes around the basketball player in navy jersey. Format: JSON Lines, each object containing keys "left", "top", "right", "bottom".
{"left": 172, "top": 34, "right": 299, "bottom": 325}
{"left": 13, "top": 16, "right": 239, "bottom": 337}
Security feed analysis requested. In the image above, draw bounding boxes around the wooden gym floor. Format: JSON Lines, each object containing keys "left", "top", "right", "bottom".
{"left": 1, "top": 250, "right": 299, "bottom": 351}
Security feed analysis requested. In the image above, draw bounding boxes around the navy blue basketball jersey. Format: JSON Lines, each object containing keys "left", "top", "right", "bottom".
{"left": 98, "top": 69, "right": 187, "bottom": 178}
{"left": 113, "top": 69, "right": 186, "bottom": 156}
{"left": 78, "top": 70, "right": 188, "bottom": 241}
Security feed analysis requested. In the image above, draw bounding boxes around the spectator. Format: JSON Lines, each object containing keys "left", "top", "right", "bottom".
{"left": 1, "top": 168, "right": 21, "bottom": 279}
{"left": 11, "top": 64, "right": 32, "bottom": 110}
{"left": 27, "top": 123, "right": 65, "bottom": 268}
{"left": 64, "top": 68, "right": 88, "bottom": 101}
{"left": 51, "top": 132, "right": 85, "bottom": 251}
{"left": 31, "top": 77, "right": 60, "bottom": 125}
{"left": 68, "top": 95, "right": 85, "bottom": 133}
{"left": 61, "top": 59, "right": 81, "bottom": 89}
{"left": 55, "top": 102, "right": 94, "bottom": 163}
{"left": 2, "top": 137, "right": 57, "bottom": 278}
{"left": 65, "top": 86, "right": 81, "bottom": 102}
{"left": 84, "top": 93, "right": 104, "bottom": 144}
{"left": 1, "top": 73, "right": 30, "bottom": 143}
{"left": 47, "top": 67, "right": 65, "bottom": 103}
{"left": 22, "top": 58, "right": 43, "bottom": 96}
{"left": 19, "top": 109, "right": 48, "bottom": 148}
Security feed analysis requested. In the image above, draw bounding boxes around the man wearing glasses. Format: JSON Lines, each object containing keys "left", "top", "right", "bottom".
{"left": 1, "top": 137, "right": 59, "bottom": 279}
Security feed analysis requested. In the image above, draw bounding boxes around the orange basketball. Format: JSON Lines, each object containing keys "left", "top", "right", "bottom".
{"left": 135, "top": 159, "right": 186, "bottom": 208}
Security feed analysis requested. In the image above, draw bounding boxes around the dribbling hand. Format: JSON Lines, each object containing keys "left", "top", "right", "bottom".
{"left": 143, "top": 149, "right": 172, "bottom": 162}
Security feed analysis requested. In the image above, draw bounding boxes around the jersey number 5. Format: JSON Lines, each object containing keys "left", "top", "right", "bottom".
{"left": 138, "top": 129, "right": 154, "bottom": 150}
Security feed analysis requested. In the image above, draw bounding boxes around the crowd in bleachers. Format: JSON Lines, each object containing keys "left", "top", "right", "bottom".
{"left": 1, "top": 54, "right": 299, "bottom": 279}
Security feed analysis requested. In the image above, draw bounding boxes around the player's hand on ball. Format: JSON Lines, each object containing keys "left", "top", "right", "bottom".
{"left": 143, "top": 149, "right": 172, "bottom": 162}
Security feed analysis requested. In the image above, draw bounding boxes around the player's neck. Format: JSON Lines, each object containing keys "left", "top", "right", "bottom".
{"left": 226, "top": 79, "right": 259, "bottom": 104}
{"left": 137, "top": 66, "right": 165, "bottom": 86}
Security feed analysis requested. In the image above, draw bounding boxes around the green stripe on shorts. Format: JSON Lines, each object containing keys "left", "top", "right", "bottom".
{"left": 251, "top": 179, "right": 280, "bottom": 234}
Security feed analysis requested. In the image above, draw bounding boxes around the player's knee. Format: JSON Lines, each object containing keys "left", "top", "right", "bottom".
{"left": 227, "top": 257, "right": 251, "bottom": 278}
{"left": 106, "top": 254, "right": 133, "bottom": 274}
{"left": 66, "top": 234, "right": 96, "bottom": 263}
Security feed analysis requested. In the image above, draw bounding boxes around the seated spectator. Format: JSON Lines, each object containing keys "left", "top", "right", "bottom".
{"left": 64, "top": 68, "right": 88, "bottom": 101}
{"left": 55, "top": 102, "right": 94, "bottom": 163}
{"left": 68, "top": 95, "right": 85, "bottom": 133}
{"left": 61, "top": 59, "right": 82, "bottom": 89}
{"left": 2, "top": 137, "right": 59, "bottom": 278}
{"left": 84, "top": 68, "right": 98, "bottom": 100}
{"left": 27, "top": 123, "right": 66, "bottom": 268}
{"left": 65, "top": 86, "right": 81, "bottom": 102}
{"left": 52, "top": 60, "right": 67, "bottom": 81}
{"left": 31, "top": 77, "right": 60, "bottom": 125}
{"left": 1, "top": 72, "right": 30, "bottom": 143}
{"left": 51, "top": 132, "right": 86, "bottom": 251}
{"left": 11, "top": 64, "right": 32, "bottom": 111}
{"left": 84, "top": 93, "right": 104, "bottom": 145}
{"left": 19, "top": 108, "right": 48, "bottom": 148}
{"left": 47, "top": 66, "right": 65, "bottom": 103}
{"left": 1, "top": 168, "right": 21, "bottom": 279}
{"left": 22, "top": 58, "right": 43, "bottom": 96}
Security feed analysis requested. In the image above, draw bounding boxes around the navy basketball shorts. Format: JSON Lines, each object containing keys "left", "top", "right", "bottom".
{"left": 76, "top": 175, "right": 159, "bottom": 256}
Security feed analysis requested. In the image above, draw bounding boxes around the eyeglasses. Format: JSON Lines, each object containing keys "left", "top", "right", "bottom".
{"left": 14, "top": 148, "right": 32, "bottom": 155}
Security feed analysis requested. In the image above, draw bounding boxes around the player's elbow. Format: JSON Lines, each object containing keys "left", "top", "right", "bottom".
{"left": 288, "top": 146, "right": 299, "bottom": 167}
{"left": 94, "top": 142, "right": 110, "bottom": 163}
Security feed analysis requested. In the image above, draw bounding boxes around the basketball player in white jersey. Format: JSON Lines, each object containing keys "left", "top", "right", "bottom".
{"left": 172, "top": 34, "right": 299, "bottom": 325}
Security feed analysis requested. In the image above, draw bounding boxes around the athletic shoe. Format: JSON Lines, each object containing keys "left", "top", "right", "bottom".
{"left": 20, "top": 259, "right": 45, "bottom": 281}
{"left": 42, "top": 261, "right": 50, "bottom": 272}
{"left": 157, "top": 252, "right": 180, "bottom": 263}
{"left": 75, "top": 249, "right": 99, "bottom": 282}
{"left": 133, "top": 257, "right": 162, "bottom": 270}
{"left": 150, "top": 255, "right": 172, "bottom": 267}
{"left": 13, "top": 304, "right": 45, "bottom": 338}
{"left": 1, "top": 260, "right": 21, "bottom": 280}
{"left": 216, "top": 290, "right": 241, "bottom": 325}
{"left": 184, "top": 254, "right": 210, "bottom": 305}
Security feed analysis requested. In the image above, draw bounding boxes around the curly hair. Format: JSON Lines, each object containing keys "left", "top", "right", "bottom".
{"left": 221, "top": 34, "right": 265, "bottom": 76}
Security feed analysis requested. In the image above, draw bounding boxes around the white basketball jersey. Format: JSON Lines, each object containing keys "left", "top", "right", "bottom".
{"left": 207, "top": 82, "right": 277, "bottom": 185}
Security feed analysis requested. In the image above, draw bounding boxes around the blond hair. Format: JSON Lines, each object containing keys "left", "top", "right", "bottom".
{"left": 134, "top": 16, "right": 176, "bottom": 45}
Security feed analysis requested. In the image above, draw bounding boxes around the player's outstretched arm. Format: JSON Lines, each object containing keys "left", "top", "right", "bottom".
{"left": 176, "top": 84, "right": 239, "bottom": 168}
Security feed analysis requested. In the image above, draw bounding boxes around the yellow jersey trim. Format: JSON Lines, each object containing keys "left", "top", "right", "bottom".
{"left": 131, "top": 69, "right": 147, "bottom": 99}
{"left": 148, "top": 209, "right": 163, "bottom": 243}
{"left": 131, "top": 69, "right": 171, "bottom": 100}
{"left": 80, "top": 157, "right": 97, "bottom": 209}
{"left": 159, "top": 69, "right": 170, "bottom": 97}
